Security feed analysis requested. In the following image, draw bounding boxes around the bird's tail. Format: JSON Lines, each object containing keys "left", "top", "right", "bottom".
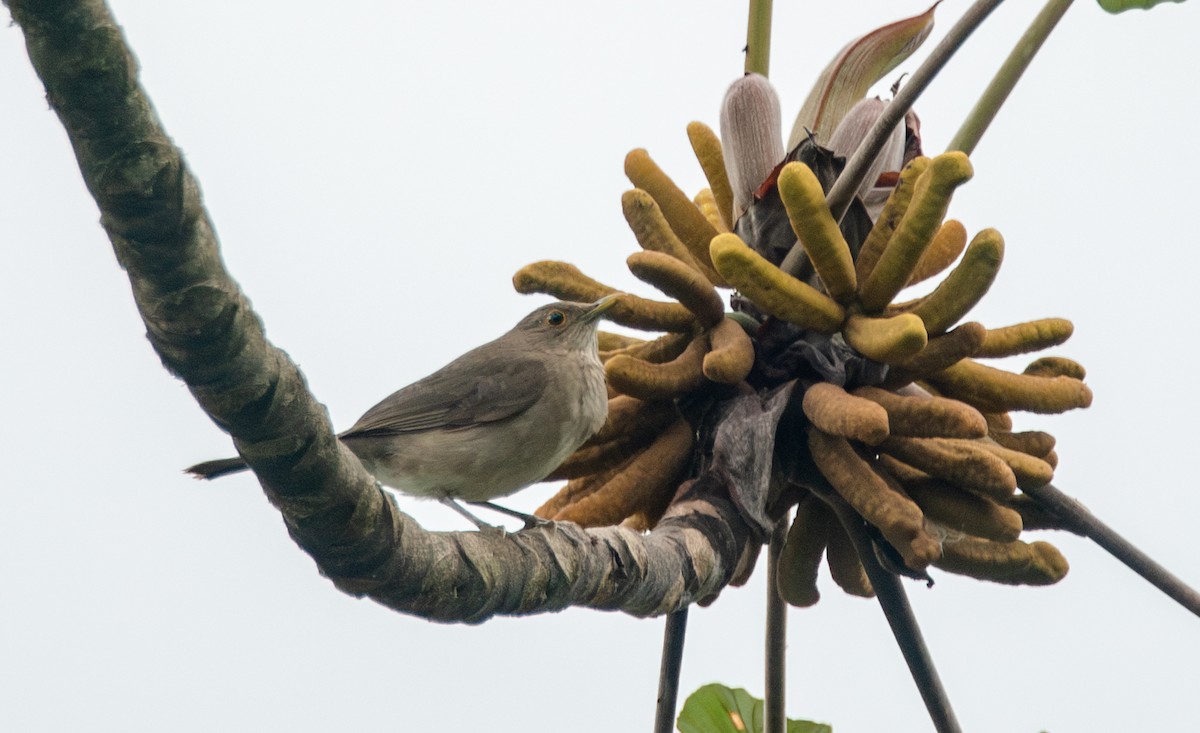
{"left": 185, "top": 457, "right": 249, "bottom": 480}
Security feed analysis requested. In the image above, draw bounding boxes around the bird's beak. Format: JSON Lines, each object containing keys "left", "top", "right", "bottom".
{"left": 581, "top": 293, "right": 621, "bottom": 323}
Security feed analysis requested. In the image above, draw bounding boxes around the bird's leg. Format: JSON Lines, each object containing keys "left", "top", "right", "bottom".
{"left": 470, "top": 501, "right": 554, "bottom": 531}
{"left": 439, "top": 497, "right": 504, "bottom": 533}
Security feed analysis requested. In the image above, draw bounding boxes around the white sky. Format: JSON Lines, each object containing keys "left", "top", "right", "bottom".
{"left": 3, "top": 1, "right": 1199, "bottom": 731}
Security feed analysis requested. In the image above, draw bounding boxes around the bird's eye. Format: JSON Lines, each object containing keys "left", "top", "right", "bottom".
{"left": 546, "top": 310, "right": 566, "bottom": 326}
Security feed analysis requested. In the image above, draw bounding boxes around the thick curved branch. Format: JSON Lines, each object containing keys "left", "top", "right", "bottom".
{"left": 5, "top": 0, "right": 753, "bottom": 622}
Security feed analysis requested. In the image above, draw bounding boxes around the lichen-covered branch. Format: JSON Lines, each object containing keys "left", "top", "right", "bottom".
{"left": 3, "top": 0, "right": 752, "bottom": 622}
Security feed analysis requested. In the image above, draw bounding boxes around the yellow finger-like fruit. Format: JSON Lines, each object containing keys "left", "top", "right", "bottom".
{"left": 625, "top": 148, "right": 723, "bottom": 280}
{"left": 909, "top": 228, "right": 1004, "bottom": 335}
{"left": 858, "top": 152, "right": 974, "bottom": 313}
{"left": 882, "top": 321, "right": 986, "bottom": 387}
{"left": 843, "top": 313, "right": 929, "bottom": 364}
{"left": 710, "top": 233, "right": 845, "bottom": 333}
{"left": 907, "top": 219, "right": 968, "bottom": 287}
{"left": 976, "top": 318, "right": 1074, "bottom": 358}
{"left": 622, "top": 189, "right": 715, "bottom": 281}
{"left": 777, "top": 162, "right": 857, "bottom": 301}
{"left": 694, "top": 188, "right": 730, "bottom": 234}
{"left": 876, "top": 453, "right": 929, "bottom": 484}
{"left": 687, "top": 121, "right": 735, "bottom": 231}
{"left": 984, "top": 411, "right": 1013, "bottom": 432}
{"left": 857, "top": 157, "right": 930, "bottom": 282}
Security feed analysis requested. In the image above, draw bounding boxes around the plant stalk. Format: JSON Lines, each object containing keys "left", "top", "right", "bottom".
{"left": 946, "top": 0, "right": 1076, "bottom": 154}
{"left": 816, "top": 487, "right": 963, "bottom": 733}
{"left": 1024, "top": 483, "right": 1200, "bottom": 619}
{"left": 653, "top": 608, "right": 690, "bottom": 733}
{"left": 764, "top": 517, "right": 788, "bottom": 733}
{"left": 745, "top": 0, "right": 774, "bottom": 77}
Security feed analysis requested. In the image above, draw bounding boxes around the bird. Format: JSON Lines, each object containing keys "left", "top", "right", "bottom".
{"left": 187, "top": 296, "right": 619, "bottom": 530}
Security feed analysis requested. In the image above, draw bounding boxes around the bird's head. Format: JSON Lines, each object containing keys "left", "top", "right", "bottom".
{"left": 514, "top": 295, "right": 620, "bottom": 353}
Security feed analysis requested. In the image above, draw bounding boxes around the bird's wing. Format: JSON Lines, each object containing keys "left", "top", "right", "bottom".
{"left": 339, "top": 356, "right": 549, "bottom": 437}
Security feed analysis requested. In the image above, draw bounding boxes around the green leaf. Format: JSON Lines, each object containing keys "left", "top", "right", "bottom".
{"left": 1097, "top": 0, "right": 1186, "bottom": 11}
{"left": 677, "top": 683, "right": 832, "bottom": 733}
{"left": 786, "top": 2, "right": 939, "bottom": 150}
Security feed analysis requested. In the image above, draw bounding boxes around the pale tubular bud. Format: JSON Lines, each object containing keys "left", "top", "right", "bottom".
{"left": 827, "top": 97, "right": 905, "bottom": 221}
{"left": 720, "top": 73, "right": 784, "bottom": 221}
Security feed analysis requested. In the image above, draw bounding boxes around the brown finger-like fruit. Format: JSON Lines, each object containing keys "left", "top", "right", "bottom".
{"left": 803, "top": 383, "right": 890, "bottom": 445}
{"left": 808, "top": 430, "right": 941, "bottom": 570}
{"left": 935, "top": 536, "right": 1069, "bottom": 585}
{"left": 554, "top": 419, "right": 694, "bottom": 527}
{"left": 777, "top": 496, "right": 834, "bottom": 607}
{"left": 853, "top": 386, "right": 987, "bottom": 439}
{"left": 627, "top": 250, "right": 725, "bottom": 327}
{"left": 702, "top": 317, "right": 756, "bottom": 384}
{"left": 879, "top": 436, "right": 1017, "bottom": 500}
{"left": 513, "top": 260, "right": 695, "bottom": 331}
{"left": 605, "top": 334, "right": 709, "bottom": 400}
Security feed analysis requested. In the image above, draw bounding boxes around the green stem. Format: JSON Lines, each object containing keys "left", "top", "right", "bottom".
{"left": 783, "top": 0, "right": 1005, "bottom": 277}
{"left": 946, "top": 0, "right": 1075, "bottom": 154}
{"left": 744, "top": 0, "right": 774, "bottom": 77}
{"left": 764, "top": 517, "right": 788, "bottom": 733}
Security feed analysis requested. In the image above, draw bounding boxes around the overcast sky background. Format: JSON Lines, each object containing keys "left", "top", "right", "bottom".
{"left": 3, "top": 1, "right": 1199, "bottom": 731}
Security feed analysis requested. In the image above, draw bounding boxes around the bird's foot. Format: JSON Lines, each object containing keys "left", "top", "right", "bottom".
{"left": 439, "top": 497, "right": 505, "bottom": 532}
{"left": 469, "top": 501, "right": 554, "bottom": 532}
{"left": 520, "top": 514, "right": 555, "bottom": 532}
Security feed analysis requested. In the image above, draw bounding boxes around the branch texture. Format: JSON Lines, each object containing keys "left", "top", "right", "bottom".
{"left": 4, "top": 0, "right": 753, "bottom": 622}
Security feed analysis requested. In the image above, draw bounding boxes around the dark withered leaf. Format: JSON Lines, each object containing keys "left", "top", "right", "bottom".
{"left": 706, "top": 381, "right": 797, "bottom": 538}
{"left": 752, "top": 322, "right": 888, "bottom": 389}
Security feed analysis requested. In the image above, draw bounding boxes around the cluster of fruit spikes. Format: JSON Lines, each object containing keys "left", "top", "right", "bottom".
{"left": 513, "top": 120, "right": 1092, "bottom": 602}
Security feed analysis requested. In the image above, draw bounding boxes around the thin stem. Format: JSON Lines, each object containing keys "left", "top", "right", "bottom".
{"left": 781, "top": 0, "right": 1005, "bottom": 277}
{"left": 1023, "top": 483, "right": 1200, "bottom": 619}
{"left": 744, "top": 0, "right": 774, "bottom": 77}
{"left": 817, "top": 489, "right": 963, "bottom": 733}
{"left": 653, "top": 609, "right": 689, "bottom": 733}
{"left": 764, "top": 517, "right": 789, "bottom": 733}
{"left": 946, "top": 0, "right": 1075, "bottom": 154}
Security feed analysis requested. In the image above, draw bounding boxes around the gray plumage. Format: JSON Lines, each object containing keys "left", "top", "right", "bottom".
{"left": 187, "top": 296, "right": 617, "bottom": 528}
